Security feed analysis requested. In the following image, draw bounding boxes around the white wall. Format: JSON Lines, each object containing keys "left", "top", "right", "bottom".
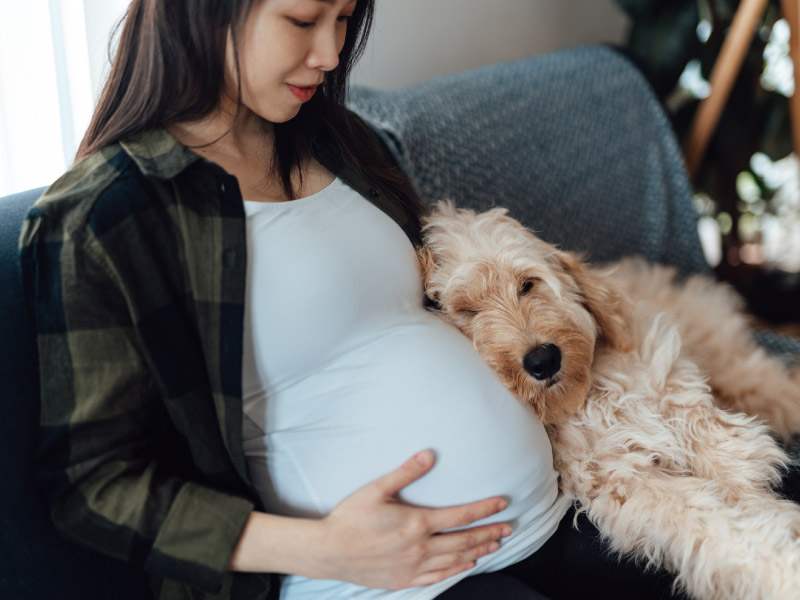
{"left": 352, "top": 0, "right": 629, "bottom": 89}
{"left": 82, "top": 0, "right": 128, "bottom": 99}
{"left": 81, "top": 0, "right": 629, "bottom": 95}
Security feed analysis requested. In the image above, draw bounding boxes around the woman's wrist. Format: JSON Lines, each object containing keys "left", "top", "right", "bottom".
{"left": 227, "top": 511, "right": 330, "bottom": 578}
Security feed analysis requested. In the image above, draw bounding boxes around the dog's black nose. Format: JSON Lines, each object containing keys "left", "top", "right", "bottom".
{"left": 523, "top": 344, "right": 561, "bottom": 380}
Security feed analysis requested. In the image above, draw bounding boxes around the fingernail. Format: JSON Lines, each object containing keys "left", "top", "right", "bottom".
{"left": 501, "top": 526, "right": 512, "bottom": 537}
{"left": 488, "top": 541, "right": 499, "bottom": 552}
{"left": 414, "top": 450, "right": 432, "bottom": 467}
{"left": 496, "top": 500, "right": 507, "bottom": 512}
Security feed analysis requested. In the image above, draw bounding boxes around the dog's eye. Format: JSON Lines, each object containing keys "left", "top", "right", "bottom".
{"left": 452, "top": 302, "right": 479, "bottom": 317}
{"left": 520, "top": 279, "right": 536, "bottom": 297}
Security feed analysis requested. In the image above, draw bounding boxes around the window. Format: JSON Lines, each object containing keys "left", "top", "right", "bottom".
{"left": 0, "top": 0, "right": 125, "bottom": 196}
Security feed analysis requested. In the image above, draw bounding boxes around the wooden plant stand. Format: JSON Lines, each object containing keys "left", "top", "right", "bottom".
{"left": 684, "top": 0, "right": 800, "bottom": 179}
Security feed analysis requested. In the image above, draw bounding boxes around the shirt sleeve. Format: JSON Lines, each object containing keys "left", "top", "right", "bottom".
{"left": 19, "top": 204, "right": 255, "bottom": 594}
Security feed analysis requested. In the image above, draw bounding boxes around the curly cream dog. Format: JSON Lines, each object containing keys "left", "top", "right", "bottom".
{"left": 418, "top": 202, "right": 800, "bottom": 600}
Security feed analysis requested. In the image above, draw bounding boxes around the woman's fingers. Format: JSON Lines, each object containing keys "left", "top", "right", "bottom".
{"left": 426, "top": 522, "right": 512, "bottom": 556}
{"left": 371, "top": 450, "right": 435, "bottom": 498}
{"left": 411, "top": 522, "right": 510, "bottom": 575}
{"left": 424, "top": 496, "right": 509, "bottom": 533}
{"left": 371, "top": 452, "right": 508, "bottom": 532}
{"left": 421, "top": 537, "right": 502, "bottom": 572}
{"left": 407, "top": 562, "right": 477, "bottom": 587}
{"left": 320, "top": 450, "right": 514, "bottom": 590}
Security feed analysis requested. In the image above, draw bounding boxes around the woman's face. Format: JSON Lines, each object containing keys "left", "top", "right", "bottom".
{"left": 225, "top": 0, "right": 357, "bottom": 123}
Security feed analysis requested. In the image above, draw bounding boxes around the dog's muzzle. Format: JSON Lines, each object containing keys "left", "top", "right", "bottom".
{"left": 523, "top": 343, "right": 561, "bottom": 381}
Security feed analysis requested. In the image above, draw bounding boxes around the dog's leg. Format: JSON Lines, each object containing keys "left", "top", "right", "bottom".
{"left": 575, "top": 469, "right": 800, "bottom": 600}
{"left": 552, "top": 397, "right": 787, "bottom": 514}
{"left": 578, "top": 323, "right": 790, "bottom": 494}
{"left": 554, "top": 400, "right": 796, "bottom": 600}
{"left": 670, "top": 275, "right": 800, "bottom": 441}
{"left": 553, "top": 341, "right": 797, "bottom": 600}
{"left": 655, "top": 386, "right": 789, "bottom": 498}
{"left": 704, "top": 351, "right": 800, "bottom": 442}
{"left": 611, "top": 260, "right": 800, "bottom": 440}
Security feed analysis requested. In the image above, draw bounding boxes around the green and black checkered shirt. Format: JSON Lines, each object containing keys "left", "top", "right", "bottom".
{"left": 19, "top": 124, "right": 421, "bottom": 599}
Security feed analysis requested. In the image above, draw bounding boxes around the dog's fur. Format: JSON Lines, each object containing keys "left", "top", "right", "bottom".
{"left": 419, "top": 202, "right": 800, "bottom": 600}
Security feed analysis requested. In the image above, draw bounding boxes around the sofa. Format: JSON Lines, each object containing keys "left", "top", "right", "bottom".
{"left": 2, "top": 45, "right": 798, "bottom": 599}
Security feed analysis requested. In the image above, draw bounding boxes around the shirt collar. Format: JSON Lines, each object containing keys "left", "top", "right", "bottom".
{"left": 118, "top": 127, "right": 339, "bottom": 180}
{"left": 118, "top": 128, "right": 203, "bottom": 180}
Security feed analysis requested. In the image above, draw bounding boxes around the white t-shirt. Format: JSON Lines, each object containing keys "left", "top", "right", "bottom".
{"left": 241, "top": 178, "right": 569, "bottom": 600}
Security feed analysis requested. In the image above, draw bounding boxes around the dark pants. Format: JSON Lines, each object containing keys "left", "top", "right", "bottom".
{"left": 436, "top": 464, "right": 800, "bottom": 600}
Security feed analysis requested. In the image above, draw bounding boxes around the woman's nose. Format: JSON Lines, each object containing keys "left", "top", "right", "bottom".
{"left": 306, "top": 28, "right": 343, "bottom": 72}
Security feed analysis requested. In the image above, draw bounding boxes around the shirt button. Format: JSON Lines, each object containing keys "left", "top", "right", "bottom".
{"left": 369, "top": 187, "right": 380, "bottom": 197}
{"left": 220, "top": 182, "right": 226, "bottom": 194}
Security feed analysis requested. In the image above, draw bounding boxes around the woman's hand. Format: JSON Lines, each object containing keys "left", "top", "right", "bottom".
{"left": 312, "top": 450, "right": 512, "bottom": 590}
{"left": 228, "top": 450, "right": 511, "bottom": 590}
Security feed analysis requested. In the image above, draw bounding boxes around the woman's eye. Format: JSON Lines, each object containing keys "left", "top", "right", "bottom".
{"left": 290, "top": 18, "right": 314, "bottom": 28}
{"left": 520, "top": 280, "right": 536, "bottom": 296}
{"left": 337, "top": 15, "right": 352, "bottom": 23}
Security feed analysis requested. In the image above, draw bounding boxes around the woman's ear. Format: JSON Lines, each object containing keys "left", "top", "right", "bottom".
{"left": 555, "top": 251, "right": 634, "bottom": 353}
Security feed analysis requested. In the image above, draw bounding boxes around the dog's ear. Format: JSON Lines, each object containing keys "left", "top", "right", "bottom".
{"left": 555, "top": 251, "right": 634, "bottom": 353}
{"left": 416, "top": 245, "right": 440, "bottom": 304}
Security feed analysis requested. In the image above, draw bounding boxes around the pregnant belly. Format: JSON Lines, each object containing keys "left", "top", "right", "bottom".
{"left": 243, "top": 315, "right": 558, "bottom": 527}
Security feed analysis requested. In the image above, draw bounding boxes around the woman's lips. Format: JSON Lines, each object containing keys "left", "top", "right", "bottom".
{"left": 287, "top": 84, "right": 318, "bottom": 102}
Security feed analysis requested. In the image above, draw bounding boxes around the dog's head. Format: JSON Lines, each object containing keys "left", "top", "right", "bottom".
{"left": 419, "top": 202, "right": 632, "bottom": 423}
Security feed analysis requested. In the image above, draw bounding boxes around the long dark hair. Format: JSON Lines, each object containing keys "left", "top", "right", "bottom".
{"left": 77, "top": 0, "right": 424, "bottom": 218}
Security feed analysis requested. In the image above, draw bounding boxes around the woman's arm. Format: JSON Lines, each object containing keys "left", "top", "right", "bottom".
{"left": 20, "top": 192, "right": 254, "bottom": 594}
{"left": 229, "top": 450, "right": 511, "bottom": 590}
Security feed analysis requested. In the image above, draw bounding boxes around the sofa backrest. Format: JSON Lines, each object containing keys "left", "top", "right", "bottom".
{"left": 0, "top": 188, "right": 152, "bottom": 599}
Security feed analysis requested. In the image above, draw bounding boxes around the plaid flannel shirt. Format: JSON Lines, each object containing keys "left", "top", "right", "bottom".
{"left": 18, "top": 122, "right": 421, "bottom": 599}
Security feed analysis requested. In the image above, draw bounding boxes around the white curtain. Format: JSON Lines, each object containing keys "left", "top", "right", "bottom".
{"left": 0, "top": 0, "right": 124, "bottom": 197}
